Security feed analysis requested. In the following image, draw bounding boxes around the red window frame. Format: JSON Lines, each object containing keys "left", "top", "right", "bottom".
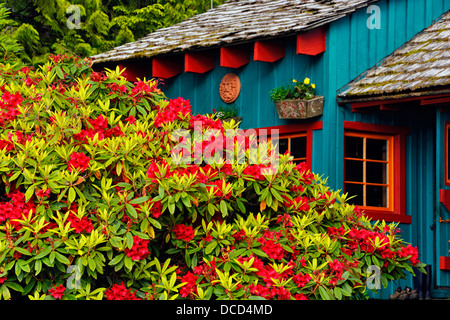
{"left": 344, "top": 121, "right": 411, "bottom": 224}
{"left": 255, "top": 121, "right": 322, "bottom": 170}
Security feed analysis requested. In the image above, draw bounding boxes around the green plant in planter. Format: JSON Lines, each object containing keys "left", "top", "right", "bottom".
{"left": 270, "top": 78, "right": 316, "bottom": 102}
{"left": 0, "top": 55, "right": 425, "bottom": 301}
{"left": 213, "top": 104, "right": 240, "bottom": 120}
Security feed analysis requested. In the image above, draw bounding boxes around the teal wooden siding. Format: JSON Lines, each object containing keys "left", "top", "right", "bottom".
{"left": 160, "top": 0, "right": 450, "bottom": 298}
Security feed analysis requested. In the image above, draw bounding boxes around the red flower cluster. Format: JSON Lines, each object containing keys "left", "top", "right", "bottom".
{"left": 49, "top": 284, "right": 65, "bottom": 299}
{"left": 173, "top": 224, "right": 196, "bottom": 242}
{"left": 397, "top": 244, "right": 420, "bottom": 266}
{"left": 67, "top": 212, "right": 94, "bottom": 234}
{"left": 36, "top": 188, "right": 51, "bottom": 198}
{"left": 73, "top": 115, "right": 123, "bottom": 144}
{"left": 243, "top": 164, "right": 271, "bottom": 181}
{"left": 179, "top": 271, "right": 198, "bottom": 298}
{"left": 0, "top": 91, "right": 23, "bottom": 126}
{"left": 248, "top": 283, "right": 293, "bottom": 300}
{"left": 206, "top": 179, "right": 232, "bottom": 199}
{"left": 293, "top": 271, "right": 311, "bottom": 288}
{"left": 150, "top": 200, "right": 163, "bottom": 218}
{"left": 68, "top": 152, "right": 90, "bottom": 172}
{"left": 189, "top": 114, "right": 223, "bottom": 132}
{"left": 124, "top": 235, "right": 150, "bottom": 261}
{"left": 105, "top": 282, "right": 141, "bottom": 300}
{"left": 90, "top": 71, "right": 107, "bottom": 82}
{"left": 283, "top": 196, "right": 310, "bottom": 213}
{"left": 154, "top": 97, "right": 191, "bottom": 128}
{"left": 130, "top": 80, "right": 161, "bottom": 103}
{"left": 327, "top": 225, "right": 421, "bottom": 266}
{"left": 0, "top": 191, "right": 36, "bottom": 230}
{"left": 260, "top": 239, "right": 285, "bottom": 260}
{"left": 328, "top": 259, "right": 345, "bottom": 287}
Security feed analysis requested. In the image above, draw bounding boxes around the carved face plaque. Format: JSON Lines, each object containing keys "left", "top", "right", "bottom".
{"left": 219, "top": 73, "right": 241, "bottom": 104}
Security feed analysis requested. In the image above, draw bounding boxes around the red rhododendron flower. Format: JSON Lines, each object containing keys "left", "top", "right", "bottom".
{"left": 68, "top": 152, "right": 90, "bottom": 172}
{"left": 173, "top": 224, "right": 195, "bottom": 242}
{"left": 260, "top": 239, "right": 285, "bottom": 260}
{"left": 105, "top": 282, "right": 141, "bottom": 300}
{"left": 125, "top": 115, "right": 136, "bottom": 124}
{"left": 67, "top": 212, "right": 94, "bottom": 234}
{"left": 179, "top": 271, "right": 198, "bottom": 298}
{"left": 36, "top": 188, "right": 51, "bottom": 198}
{"left": 49, "top": 284, "right": 65, "bottom": 299}
{"left": 124, "top": 235, "right": 150, "bottom": 261}
{"left": 150, "top": 200, "right": 163, "bottom": 218}
{"left": 293, "top": 272, "right": 311, "bottom": 288}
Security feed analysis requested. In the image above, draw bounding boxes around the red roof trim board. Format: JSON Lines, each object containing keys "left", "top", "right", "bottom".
{"left": 254, "top": 40, "right": 285, "bottom": 63}
{"left": 297, "top": 27, "right": 326, "bottom": 56}
{"left": 118, "top": 61, "right": 150, "bottom": 82}
{"left": 220, "top": 46, "right": 250, "bottom": 69}
{"left": 152, "top": 55, "right": 184, "bottom": 79}
{"left": 185, "top": 52, "right": 216, "bottom": 74}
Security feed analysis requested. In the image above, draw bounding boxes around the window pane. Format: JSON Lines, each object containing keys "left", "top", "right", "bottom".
{"left": 366, "top": 138, "right": 387, "bottom": 161}
{"left": 366, "top": 185, "right": 388, "bottom": 207}
{"left": 366, "top": 162, "right": 387, "bottom": 184}
{"left": 345, "top": 136, "right": 364, "bottom": 159}
{"left": 345, "top": 160, "right": 364, "bottom": 182}
{"left": 290, "top": 136, "right": 307, "bottom": 159}
{"left": 277, "top": 138, "right": 289, "bottom": 155}
{"left": 345, "top": 183, "right": 364, "bottom": 206}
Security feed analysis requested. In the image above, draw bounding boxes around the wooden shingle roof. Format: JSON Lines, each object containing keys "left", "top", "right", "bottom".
{"left": 338, "top": 11, "right": 450, "bottom": 103}
{"left": 92, "top": 0, "right": 381, "bottom": 64}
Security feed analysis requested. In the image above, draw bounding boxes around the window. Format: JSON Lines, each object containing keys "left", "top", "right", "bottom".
{"left": 344, "top": 132, "right": 393, "bottom": 210}
{"left": 273, "top": 133, "right": 307, "bottom": 165}
{"left": 344, "top": 121, "right": 410, "bottom": 223}
{"left": 256, "top": 122, "right": 322, "bottom": 170}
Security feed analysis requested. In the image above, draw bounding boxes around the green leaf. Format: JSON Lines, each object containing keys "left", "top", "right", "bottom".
{"left": 205, "top": 241, "right": 217, "bottom": 255}
{"left": 5, "top": 281, "right": 23, "bottom": 293}
{"left": 68, "top": 187, "right": 76, "bottom": 203}
{"left": 126, "top": 203, "right": 137, "bottom": 219}
{"left": 126, "top": 232, "right": 134, "bottom": 249}
{"left": 55, "top": 252, "right": 70, "bottom": 265}
{"left": 108, "top": 254, "right": 124, "bottom": 266}
{"left": 25, "top": 185, "right": 35, "bottom": 201}
{"left": 219, "top": 200, "right": 227, "bottom": 216}
{"left": 319, "top": 286, "right": 331, "bottom": 300}
{"left": 1, "top": 285, "right": 11, "bottom": 300}
{"left": 129, "top": 196, "right": 150, "bottom": 205}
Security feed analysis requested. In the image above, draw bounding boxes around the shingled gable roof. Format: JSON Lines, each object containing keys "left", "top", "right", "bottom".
{"left": 338, "top": 10, "right": 450, "bottom": 103}
{"left": 92, "top": 0, "right": 381, "bottom": 64}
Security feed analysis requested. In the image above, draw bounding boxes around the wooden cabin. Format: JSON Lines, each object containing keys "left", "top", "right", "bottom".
{"left": 92, "top": 0, "right": 450, "bottom": 299}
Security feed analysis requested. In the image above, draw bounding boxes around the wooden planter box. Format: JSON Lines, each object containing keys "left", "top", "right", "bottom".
{"left": 274, "top": 96, "right": 324, "bottom": 119}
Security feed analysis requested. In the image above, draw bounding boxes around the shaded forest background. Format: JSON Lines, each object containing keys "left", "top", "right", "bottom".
{"left": 0, "top": 0, "right": 226, "bottom": 65}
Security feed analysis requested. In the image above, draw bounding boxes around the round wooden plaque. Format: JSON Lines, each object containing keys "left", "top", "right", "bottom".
{"left": 219, "top": 73, "right": 241, "bottom": 103}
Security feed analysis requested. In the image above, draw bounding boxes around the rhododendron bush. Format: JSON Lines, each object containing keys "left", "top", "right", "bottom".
{"left": 0, "top": 55, "right": 425, "bottom": 300}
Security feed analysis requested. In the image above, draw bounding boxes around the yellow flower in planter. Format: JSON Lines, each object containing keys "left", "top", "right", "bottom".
{"left": 304, "top": 77, "right": 310, "bottom": 85}
{"left": 312, "top": 83, "right": 315, "bottom": 89}
{"left": 292, "top": 79, "right": 297, "bottom": 83}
